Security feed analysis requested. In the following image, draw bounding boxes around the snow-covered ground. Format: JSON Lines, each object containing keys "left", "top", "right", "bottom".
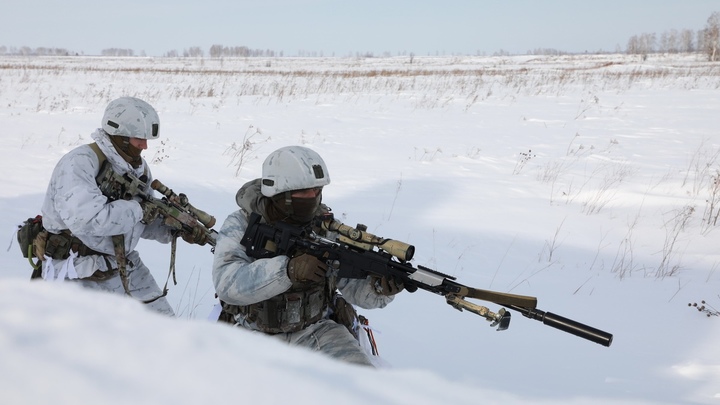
{"left": 1, "top": 53, "right": 719, "bottom": 404}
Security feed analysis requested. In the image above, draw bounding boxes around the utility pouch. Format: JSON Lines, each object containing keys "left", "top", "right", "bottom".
{"left": 232, "top": 284, "right": 327, "bottom": 334}
{"left": 330, "top": 295, "right": 360, "bottom": 339}
{"left": 17, "top": 215, "right": 45, "bottom": 278}
{"left": 44, "top": 233, "right": 73, "bottom": 260}
{"left": 17, "top": 215, "right": 44, "bottom": 259}
{"left": 17, "top": 215, "right": 104, "bottom": 262}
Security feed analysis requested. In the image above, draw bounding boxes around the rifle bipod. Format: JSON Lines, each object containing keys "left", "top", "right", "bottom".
{"left": 446, "top": 295, "right": 511, "bottom": 331}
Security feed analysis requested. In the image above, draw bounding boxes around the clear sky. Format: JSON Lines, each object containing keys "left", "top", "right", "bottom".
{"left": 2, "top": 0, "right": 719, "bottom": 56}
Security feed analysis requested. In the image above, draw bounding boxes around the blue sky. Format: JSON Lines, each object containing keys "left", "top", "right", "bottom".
{"left": 3, "top": 0, "right": 719, "bottom": 56}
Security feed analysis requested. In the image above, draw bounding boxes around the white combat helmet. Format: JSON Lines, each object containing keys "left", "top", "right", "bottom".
{"left": 261, "top": 146, "right": 331, "bottom": 197}
{"left": 101, "top": 97, "right": 160, "bottom": 139}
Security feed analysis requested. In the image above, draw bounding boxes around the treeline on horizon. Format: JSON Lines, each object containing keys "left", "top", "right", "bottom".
{"left": 4, "top": 12, "right": 720, "bottom": 61}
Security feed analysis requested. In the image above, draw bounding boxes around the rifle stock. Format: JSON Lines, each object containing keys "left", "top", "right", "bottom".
{"left": 240, "top": 212, "right": 613, "bottom": 347}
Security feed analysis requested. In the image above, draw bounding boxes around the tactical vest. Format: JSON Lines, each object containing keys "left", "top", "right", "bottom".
{"left": 221, "top": 280, "right": 333, "bottom": 334}
{"left": 219, "top": 203, "right": 344, "bottom": 334}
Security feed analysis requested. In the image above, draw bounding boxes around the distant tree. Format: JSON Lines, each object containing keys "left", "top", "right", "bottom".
{"left": 641, "top": 33, "right": 656, "bottom": 54}
{"left": 235, "top": 46, "right": 249, "bottom": 57}
{"left": 626, "top": 35, "right": 640, "bottom": 54}
{"left": 101, "top": 48, "right": 134, "bottom": 56}
{"left": 183, "top": 47, "right": 203, "bottom": 57}
{"left": 528, "top": 47, "right": 566, "bottom": 56}
{"left": 703, "top": 11, "right": 720, "bottom": 61}
{"left": 627, "top": 33, "right": 656, "bottom": 56}
{"left": 679, "top": 29, "right": 695, "bottom": 52}
{"left": 659, "top": 29, "right": 679, "bottom": 53}
{"left": 697, "top": 29, "right": 707, "bottom": 55}
{"left": 209, "top": 44, "right": 224, "bottom": 58}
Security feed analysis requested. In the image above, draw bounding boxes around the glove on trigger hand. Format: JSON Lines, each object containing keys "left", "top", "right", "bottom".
{"left": 182, "top": 225, "right": 208, "bottom": 246}
{"left": 287, "top": 254, "right": 327, "bottom": 283}
{"left": 139, "top": 201, "right": 158, "bottom": 224}
{"left": 372, "top": 276, "right": 404, "bottom": 296}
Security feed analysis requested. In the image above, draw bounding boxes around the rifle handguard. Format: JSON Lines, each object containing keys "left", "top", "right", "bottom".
{"left": 151, "top": 179, "right": 216, "bottom": 228}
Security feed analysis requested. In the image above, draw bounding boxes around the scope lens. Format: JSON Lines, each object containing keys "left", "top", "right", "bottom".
{"left": 405, "top": 245, "right": 415, "bottom": 261}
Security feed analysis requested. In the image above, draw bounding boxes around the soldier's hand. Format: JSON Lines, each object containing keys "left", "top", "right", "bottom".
{"left": 372, "top": 276, "right": 404, "bottom": 296}
{"left": 287, "top": 254, "right": 327, "bottom": 283}
{"left": 181, "top": 224, "right": 208, "bottom": 246}
{"left": 138, "top": 201, "right": 158, "bottom": 224}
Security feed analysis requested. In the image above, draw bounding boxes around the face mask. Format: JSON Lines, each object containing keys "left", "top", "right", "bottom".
{"left": 289, "top": 194, "right": 322, "bottom": 224}
{"left": 266, "top": 191, "right": 322, "bottom": 225}
{"left": 109, "top": 135, "right": 143, "bottom": 168}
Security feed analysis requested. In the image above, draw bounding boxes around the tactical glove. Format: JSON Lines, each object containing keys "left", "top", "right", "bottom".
{"left": 181, "top": 225, "right": 208, "bottom": 246}
{"left": 139, "top": 201, "right": 158, "bottom": 224}
{"left": 287, "top": 254, "right": 327, "bottom": 283}
{"left": 371, "top": 276, "right": 404, "bottom": 296}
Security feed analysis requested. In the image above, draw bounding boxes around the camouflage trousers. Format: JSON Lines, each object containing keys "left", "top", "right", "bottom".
{"left": 69, "top": 252, "right": 174, "bottom": 316}
{"left": 271, "top": 319, "right": 374, "bottom": 367}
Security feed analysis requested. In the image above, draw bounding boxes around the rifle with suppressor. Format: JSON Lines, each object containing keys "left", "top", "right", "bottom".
{"left": 240, "top": 211, "right": 613, "bottom": 347}
{"left": 95, "top": 161, "right": 218, "bottom": 247}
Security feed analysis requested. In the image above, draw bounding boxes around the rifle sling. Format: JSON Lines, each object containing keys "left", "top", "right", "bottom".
{"left": 89, "top": 142, "right": 148, "bottom": 178}
{"left": 94, "top": 143, "right": 166, "bottom": 303}
{"left": 89, "top": 142, "right": 107, "bottom": 168}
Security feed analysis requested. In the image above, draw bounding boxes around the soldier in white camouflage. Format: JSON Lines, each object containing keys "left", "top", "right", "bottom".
{"left": 212, "top": 146, "right": 403, "bottom": 366}
{"left": 40, "top": 97, "right": 206, "bottom": 315}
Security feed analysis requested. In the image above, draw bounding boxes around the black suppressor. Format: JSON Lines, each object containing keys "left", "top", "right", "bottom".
{"left": 508, "top": 305, "right": 613, "bottom": 347}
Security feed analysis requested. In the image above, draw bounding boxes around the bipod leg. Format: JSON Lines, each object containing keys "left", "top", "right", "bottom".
{"left": 446, "top": 295, "right": 511, "bottom": 331}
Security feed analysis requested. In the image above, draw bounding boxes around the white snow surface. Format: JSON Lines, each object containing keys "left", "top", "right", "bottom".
{"left": 1, "top": 53, "right": 719, "bottom": 404}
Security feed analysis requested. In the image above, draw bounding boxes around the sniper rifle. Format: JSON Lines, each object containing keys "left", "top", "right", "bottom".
{"left": 95, "top": 161, "right": 218, "bottom": 247}
{"left": 240, "top": 211, "right": 613, "bottom": 347}
{"left": 95, "top": 160, "right": 218, "bottom": 300}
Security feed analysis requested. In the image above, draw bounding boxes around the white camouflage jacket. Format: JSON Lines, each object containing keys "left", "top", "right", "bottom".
{"left": 40, "top": 129, "right": 173, "bottom": 279}
{"left": 212, "top": 179, "right": 394, "bottom": 314}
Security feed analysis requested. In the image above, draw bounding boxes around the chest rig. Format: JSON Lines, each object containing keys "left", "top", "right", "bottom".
{"left": 221, "top": 277, "right": 336, "bottom": 334}
{"left": 220, "top": 210, "right": 337, "bottom": 334}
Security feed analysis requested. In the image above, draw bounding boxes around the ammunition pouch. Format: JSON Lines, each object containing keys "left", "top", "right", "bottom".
{"left": 17, "top": 215, "right": 104, "bottom": 261}
{"left": 329, "top": 295, "right": 360, "bottom": 340}
{"left": 222, "top": 284, "right": 327, "bottom": 334}
{"left": 41, "top": 231, "right": 104, "bottom": 260}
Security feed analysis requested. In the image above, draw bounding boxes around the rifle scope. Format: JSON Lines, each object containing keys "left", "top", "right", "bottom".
{"left": 151, "top": 180, "right": 216, "bottom": 228}
{"left": 321, "top": 218, "right": 415, "bottom": 261}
